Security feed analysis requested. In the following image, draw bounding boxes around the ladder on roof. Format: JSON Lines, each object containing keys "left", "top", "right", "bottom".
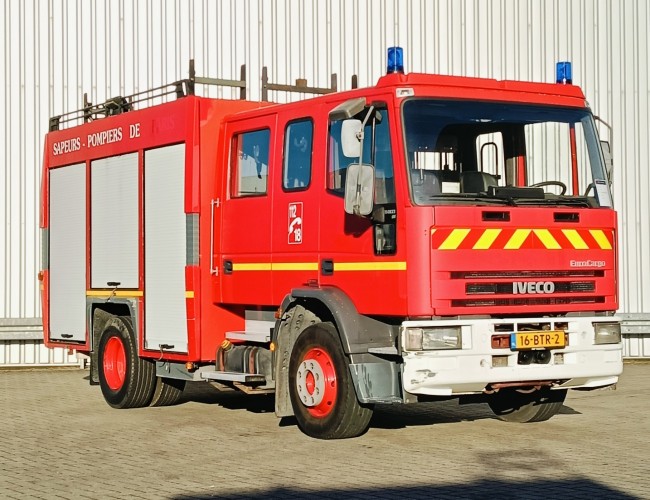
{"left": 49, "top": 60, "right": 356, "bottom": 132}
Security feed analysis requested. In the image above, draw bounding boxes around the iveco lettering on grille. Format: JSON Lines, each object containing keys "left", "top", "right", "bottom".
{"left": 512, "top": 282, "right": 556, "bottom": 294}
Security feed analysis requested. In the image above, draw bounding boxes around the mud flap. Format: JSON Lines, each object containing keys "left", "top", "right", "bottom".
{"left": 348, "top": 360, "right": 403, "bottom": 404}
{"left": 89, "top": 308, "right": 114, "bottom": 385}
{"left": 89, "top": 353, "right": 100, "bottom": 385}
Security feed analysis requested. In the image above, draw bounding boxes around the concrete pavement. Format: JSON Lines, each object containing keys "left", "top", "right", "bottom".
{"left": 1, "top": 363, "right": 648, "bottom": 499}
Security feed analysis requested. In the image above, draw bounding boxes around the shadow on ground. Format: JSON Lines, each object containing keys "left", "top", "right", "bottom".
{"left": 176, "top": 380, "right": 581, "bottom": 431}
{"left": 173, "top": 478, "right": 638, "bottom": 499}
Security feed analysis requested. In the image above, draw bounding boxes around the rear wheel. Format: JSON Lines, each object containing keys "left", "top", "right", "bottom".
{"left": 288, "top": 324, "right": 373, "bottom": 439}
{"left": 150, "top": 377, "right": 186, "bottom": 407}
{"left": 98, "top": 316, "right": 156, "bottom": 409}
{"left": 488, "top": 387, "right": 567, "bottom": 423}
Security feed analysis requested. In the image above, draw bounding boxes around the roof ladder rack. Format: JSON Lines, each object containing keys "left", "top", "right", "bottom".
{"left": 261, "top": 66, "right": 338, "bottom": 101}
{"left": 48, "top": 59, "right": 248, "bottom": 131}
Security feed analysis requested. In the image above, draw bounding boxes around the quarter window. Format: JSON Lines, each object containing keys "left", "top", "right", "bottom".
{"left": 230, "top": 129, "right": 270, "bottom": 197}
{"left": 283, "top": 120, "right": 313, "bottom": 190}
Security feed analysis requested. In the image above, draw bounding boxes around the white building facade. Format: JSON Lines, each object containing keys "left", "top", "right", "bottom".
{"left": 1, "top": 0, "right": 649, "bottom": 365}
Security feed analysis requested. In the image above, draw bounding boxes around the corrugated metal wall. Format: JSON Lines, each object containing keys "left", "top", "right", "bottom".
{"left": 2, "top": 0, "right": 649, "bottom": 364}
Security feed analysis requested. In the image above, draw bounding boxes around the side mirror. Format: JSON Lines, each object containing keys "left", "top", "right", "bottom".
{"left": 600, "top": 140, "right": 613, "bottom": 181}
{"left": 341, "top": 119, "right": 362, "bottom": 158}
{"left": 344, "top": 163, "right": 375, "bottom": 216}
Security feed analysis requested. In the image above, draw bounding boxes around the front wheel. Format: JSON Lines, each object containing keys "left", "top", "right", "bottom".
{"left": 488, "top": 387, "right": 567, "bottom": 423}
{"left": 288, "top": 324, "right": 373, "bottom": 439}
{"left": 98, "top": 316, "right": 156, "bottom": 409}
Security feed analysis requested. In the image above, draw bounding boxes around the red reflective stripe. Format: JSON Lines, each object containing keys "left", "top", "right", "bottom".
{"left": 491, "top": 228, "right": 516, "bottom": 249}
{"left": 456, "top": 229, "right": 483, "bottom": 250}
{"left": 431, "top": 228, "right": 453, "bottom": 249}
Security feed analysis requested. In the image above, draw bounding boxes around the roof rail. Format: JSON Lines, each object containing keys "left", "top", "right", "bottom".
{"left": 48, "top": 61, "right": 358, "bottom": 132}
{"left": 48, "top": 60, "right": 247, "bottom": 131}
{"left": 261, "top": 66, "right": 338, "bottom": 101}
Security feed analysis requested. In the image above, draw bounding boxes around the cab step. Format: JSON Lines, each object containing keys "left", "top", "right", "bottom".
{"left": 200, "top": 371, "right": 266, "bottom": 383}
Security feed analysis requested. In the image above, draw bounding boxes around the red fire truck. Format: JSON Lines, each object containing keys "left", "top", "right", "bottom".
{"left": 41, "top": 50, "right": 622, "bottom": 439}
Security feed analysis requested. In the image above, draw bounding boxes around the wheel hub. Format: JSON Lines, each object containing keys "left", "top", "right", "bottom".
{"left": 103, "top": 336, "right": 126, "bottom": 391}
{"left": 294, "top": 347, "right": 337, "bottom": 418}
{"left": 296, "top": 359, "right": 326, "bottom": 407}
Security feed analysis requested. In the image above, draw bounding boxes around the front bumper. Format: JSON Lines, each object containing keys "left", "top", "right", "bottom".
{"left": 401, "top": 316, "right": 622, "bottom": 396}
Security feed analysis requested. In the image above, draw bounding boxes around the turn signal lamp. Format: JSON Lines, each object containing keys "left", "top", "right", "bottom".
{"left": 556, "top": 61, "right": 572, "bottom": 84}
{"left": 387, "top": 46, "right": 404, "bottom": 74}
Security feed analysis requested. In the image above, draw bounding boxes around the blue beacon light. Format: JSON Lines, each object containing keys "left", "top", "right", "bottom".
{"left": 556, "top": 61, "right": 572, "bottom": 84}
{"left": 387, "top": 47, "right": 404, "bottom": 74}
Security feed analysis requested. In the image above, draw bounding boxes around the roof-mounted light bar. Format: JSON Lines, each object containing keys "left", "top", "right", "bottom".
{"left": 387, "top": 46, "right": 404, "bottom": 74}
{"left": 556, "top": 61, "right": 572, "bottom": 84}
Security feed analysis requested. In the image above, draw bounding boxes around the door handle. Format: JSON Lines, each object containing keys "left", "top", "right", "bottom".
{"left": 321, "top": 259, "right": 334, "bottom": 276}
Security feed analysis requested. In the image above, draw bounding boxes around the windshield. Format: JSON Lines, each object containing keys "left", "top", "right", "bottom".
{"left": 403, "top": 99, "right": 611, "bottom": 208}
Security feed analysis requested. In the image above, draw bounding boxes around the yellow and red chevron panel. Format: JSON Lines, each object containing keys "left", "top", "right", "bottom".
{"left": 431, "top": 227, "right": 614, "bottom": 251}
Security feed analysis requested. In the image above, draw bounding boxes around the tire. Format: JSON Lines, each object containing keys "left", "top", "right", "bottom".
{"left": 488, "top": 387, "right": 567, "bottom": 423}
{"left": 288, "top": 323, "right": 373, "bottom": 439}
{"left": 150, "top": 377, "right": 186, "bottom": 407}
{"left": 98, "top": 316, "right": 156, "bottom": 409}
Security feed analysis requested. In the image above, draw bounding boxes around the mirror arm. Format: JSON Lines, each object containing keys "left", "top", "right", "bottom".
{"left": 357, "top": 105, "right": 375, "bottom": 166}
{"left": 595, "top": 115, "right": 614, "bottom": 183}
{"left": 352, "top": 174, "right": 364, "bottom": 215}
{"left": 350, "top": 105, "right": 376, "bottom": 216}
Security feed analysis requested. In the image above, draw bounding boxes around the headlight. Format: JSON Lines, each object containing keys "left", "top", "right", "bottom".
{"left": 404, "top": 327, "right": 462, "bottom": 351}
{"left": 594, "top": 322, "right": 621, "bottom": 345}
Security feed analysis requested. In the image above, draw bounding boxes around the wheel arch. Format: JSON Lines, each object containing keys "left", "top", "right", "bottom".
{"left": 273, "top": 286, "right": 400, "bottom": 418}
{"left": 276, "top": 286, "right": 397, "bottom": 355}
{"left": 88, "top": 299, "right": 138, "bottom": 384}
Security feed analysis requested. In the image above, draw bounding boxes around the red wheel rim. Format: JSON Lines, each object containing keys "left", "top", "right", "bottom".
{"left": 103, "top": 336, "right": 126, "bottom": 391}
{"left": 296, "top": 347, "right": 337, "bottom": 418}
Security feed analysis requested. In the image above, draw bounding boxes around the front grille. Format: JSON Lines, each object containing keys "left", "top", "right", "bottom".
{"left": 466, "top": 281, "right": 595, "bottom": 295}
{"left": 448, "top": 269, "right": 608, "bottom": 309}
{"left": 452, "top": 296, "right": 606, "bottom": 307}
{"left": 452, "top": 270, "right": 604, "bottom": 279}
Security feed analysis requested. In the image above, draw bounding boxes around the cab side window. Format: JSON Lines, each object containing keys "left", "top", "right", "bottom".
{"left": 328, "top": 108, "right": 395, "bottom": 204}
{"left": 283, "top": 119, "right": 313, "bottom": 190}
{"left": 230, "top": 129, "right": 270, "bottom": 197}
{"left": 327, "top": 107, "right": 397, "bottom": 255}
{"left": 327, "top": 120, "right": 348, "bottom": 193}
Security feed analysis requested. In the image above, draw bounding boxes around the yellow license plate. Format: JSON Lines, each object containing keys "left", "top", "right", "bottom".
{"left": 510, "top": 331, "right": 566, "bottom": 350}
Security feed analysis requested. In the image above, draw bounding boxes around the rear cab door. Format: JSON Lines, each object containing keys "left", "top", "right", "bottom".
{"left": 220, "top": 115, "right": 276, "bottom": 305}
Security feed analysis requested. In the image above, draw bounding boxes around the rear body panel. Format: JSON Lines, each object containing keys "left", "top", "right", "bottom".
{"left": 41, "top": 96, "right": 268, "bottom": 362}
